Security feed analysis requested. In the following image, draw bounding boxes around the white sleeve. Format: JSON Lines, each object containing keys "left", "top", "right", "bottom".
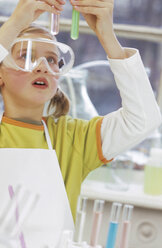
{"left": 0, "top": 44, "right": 9, "bottom": 63}
{"left": 101, "top": 48, "right": 162, "bottom": 160}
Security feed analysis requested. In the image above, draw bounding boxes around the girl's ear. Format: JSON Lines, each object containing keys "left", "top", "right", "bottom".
{"left": 0, "top": 69, "right": 4, "bottom": 87}
{"left": 0, "top": 79, "right": 3, "bottom": 87}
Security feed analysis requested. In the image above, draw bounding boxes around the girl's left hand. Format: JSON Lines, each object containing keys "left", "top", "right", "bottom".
{"left": 70, "top": 0, "right": 114, "bottom": 37}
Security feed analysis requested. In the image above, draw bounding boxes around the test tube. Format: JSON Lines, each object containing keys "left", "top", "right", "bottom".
{"left": 71, "top": 7, "right": 80, "bottom": 40}
{"left": 8, "top": 185, "right": 27, "bottom": 248}
{"left": 90, "top": 200, "right": 105, "bottom": 246}
{"left": 73, "top": 196, "right": 87, "bottom": 243}
{"left": 105, "top": 202, "right": 122, "bottom": 248}
{"left": 59, "top": 230, "right": 73, "bottom": 248}
{"left": 119, "top": 205, "right": 134, "bottom": 248}
{"left": 51, "top": 13, "right": 60, "bottom": 35}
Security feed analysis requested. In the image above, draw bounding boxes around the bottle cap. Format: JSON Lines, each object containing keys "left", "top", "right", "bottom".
{"left": 110, "top": 202, "right": 122, "bottom": 222}
{"left": 149, "top": 148, "right": 162, "bottom": 167}
{"left": 93, "top": 199, "right": 105, "bottom": 213}
{"left": 59, "top": 230, "right": 73, "bottom": 248}
{"left": 77, "top": 196, "right": 88, "bottom": 212}
{"left": 150, "top": 148, "right": 162, "bottom": 158}
{"left": 122, "top": 204, "right": 134, "bottom": 222}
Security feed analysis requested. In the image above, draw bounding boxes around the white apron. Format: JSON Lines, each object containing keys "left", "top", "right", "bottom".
{"left": 0, "top": 113, "right": 74, "bottom": 248}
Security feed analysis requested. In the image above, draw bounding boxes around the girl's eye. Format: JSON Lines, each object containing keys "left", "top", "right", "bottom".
{"left": 18, "top": 53, "right": 35, "bottom": 62}
{"left": 47, "top": 56, "right": 58, "bottom": 64}
{"left": 19, "top": 53, "right": 27, "bottom": 60}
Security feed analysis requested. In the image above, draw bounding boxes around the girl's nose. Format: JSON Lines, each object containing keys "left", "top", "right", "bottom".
{"left": 32, "top": 58, "right": 60, "bottom": 78}
{"left": 33, "top": 59, "right": 50, "bottom": 74}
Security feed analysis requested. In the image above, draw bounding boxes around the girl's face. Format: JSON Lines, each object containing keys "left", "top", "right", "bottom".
{"left": 0, "top": 33, "right": 59, "bottom": 109}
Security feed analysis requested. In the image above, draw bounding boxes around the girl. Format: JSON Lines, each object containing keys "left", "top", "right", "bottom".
{"left": 0, "top": 0, "right": 161, "bottom": 247}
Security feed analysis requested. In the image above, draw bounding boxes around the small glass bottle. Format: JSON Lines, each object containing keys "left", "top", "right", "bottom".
{"left": 144, "top": 148, "right": 162, "bottom": 195}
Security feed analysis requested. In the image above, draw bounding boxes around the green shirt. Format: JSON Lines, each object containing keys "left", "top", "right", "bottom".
{"left": 0, "top": 115, "right": 108, "bottom": 220}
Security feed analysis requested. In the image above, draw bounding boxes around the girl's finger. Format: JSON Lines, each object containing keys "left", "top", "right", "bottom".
{"left": 71, "top": 0, "right": 113, "bottom": 11}
{"left": 49, "top": 0, "right": 66, "bottom": 5}
{"left": 71, "top": 1, "right": 106, "bottom": 8}
{"left": 35, "top": 1, "right": 61, "bottom": 13}
{"left": 44, "top": 0, "right": 65, "bottom": 10}
{"left": 73, "top": 5, "right": 108, "bottom": 16}
{"left": 71, "top": 0, "right": 107, "bottom": 7}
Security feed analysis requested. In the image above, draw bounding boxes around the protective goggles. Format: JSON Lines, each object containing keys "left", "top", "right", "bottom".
{"left": 3, "top": 38, "right": 75, "bottom": 76}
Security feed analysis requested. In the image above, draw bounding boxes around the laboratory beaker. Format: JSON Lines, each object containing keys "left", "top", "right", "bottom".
{"left": 59, "top": 69, "right": 98, "bottom": 120}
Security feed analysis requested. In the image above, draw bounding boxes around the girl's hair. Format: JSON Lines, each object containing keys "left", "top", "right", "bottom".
{"left": 19, "top": 24, "right": 70, "bottom": 119}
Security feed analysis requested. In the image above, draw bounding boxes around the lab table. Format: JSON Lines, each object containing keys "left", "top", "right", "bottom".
{"left": 80, "top": 166, "right": 162, "bottom": 248}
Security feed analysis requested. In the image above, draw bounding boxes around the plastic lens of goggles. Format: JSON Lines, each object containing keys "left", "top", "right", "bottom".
{"left": 6, "top": 38, "right": 75, "bottom": 76}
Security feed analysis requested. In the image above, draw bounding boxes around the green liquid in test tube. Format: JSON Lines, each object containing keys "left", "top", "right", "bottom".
{"left": 71, "top": 8, "right": 80, "bottom": 40}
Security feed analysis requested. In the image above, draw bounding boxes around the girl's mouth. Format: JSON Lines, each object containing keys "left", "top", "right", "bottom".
{"left": 32, "top": 78, "right": 48, "bottom": 89}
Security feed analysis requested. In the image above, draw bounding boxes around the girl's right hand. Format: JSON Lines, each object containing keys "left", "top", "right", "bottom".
{"left": 10, "top": 0, "right": 65, "bottom": 30}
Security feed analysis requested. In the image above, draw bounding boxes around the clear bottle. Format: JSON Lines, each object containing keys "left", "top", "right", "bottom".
{"left": 60, "top": 69, "right": 98, "bottom": 120}
{"left": 144, "top": 148, "right": 162, "bottom": 195}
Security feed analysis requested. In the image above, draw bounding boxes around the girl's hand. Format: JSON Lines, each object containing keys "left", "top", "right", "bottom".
{"left": 70, "top": 0, "right": 126, "bottom": 59}
{"left": 10, "top": 0, "right": 65, "bottom": 30}
{"left": 70, "top": 0, "right": 114, "bottom": 38}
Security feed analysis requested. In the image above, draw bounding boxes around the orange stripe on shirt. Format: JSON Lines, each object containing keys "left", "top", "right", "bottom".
{"left": 96, "top": 117, "right": 113, "bottom": 164}
{"left": 2, "top": 116, "right": 44, "bottom": 131}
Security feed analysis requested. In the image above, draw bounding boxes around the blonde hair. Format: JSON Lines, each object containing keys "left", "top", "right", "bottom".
{"left": 18, "top": 24, "right": 70, "bottom": 119}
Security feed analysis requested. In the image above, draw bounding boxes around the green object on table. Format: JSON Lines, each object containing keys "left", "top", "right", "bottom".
{"left": 144, "top": 165, "right": 162, "bottom": 195}
{"left": 71, "top": 8, "right": 80, "bottom": 40}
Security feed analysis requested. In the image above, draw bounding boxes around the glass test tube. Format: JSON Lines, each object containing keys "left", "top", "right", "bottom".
{"left": 71, "top": 7, "right": 80, "bottom": 40}
{"left": 8, "top": 185, "right": 27, "bottom": 248}
{"left": 105, "top": 202, "right": 122, "bottom": 248}
{"left": 73, "top": 196, "right": 87, "bottom": 243}
{"left": 51, "top": 13, "right": 60, "bottom": 35}
{"left": 59, "top": 230, "right": 73, "bottom": 248}
{"left": 119, "top": 205, "right": 134, "bottom": 248}
{"left": 90, "top": 200, "right": 105, "bottom": 247}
